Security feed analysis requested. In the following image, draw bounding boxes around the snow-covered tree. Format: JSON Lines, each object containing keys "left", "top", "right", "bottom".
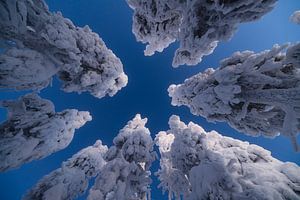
{"left": 0, "top": 93, "right": 91, "bottom": 172}
{"left": 290, "top": 10, "right": 300, "bottom": 25}
{"left": 0, "top": 48, "right": 58, "bottom": 91}
{"left": 23, "top": 140, "right": 108, "bottom": 200}
{"left": 169, "top": 43, "right": 300, "bottom": 150}
{"left": 127, "top": 0, "right": 277, "bottom": 67}
{"left": 0, "top": 0, "right": 128, "bottom": 98}
{"left": 156, "top": 115, "right": 300, "bottom": 200}
{"left": 88, "top": 114, "right": 156, "bottom": 200}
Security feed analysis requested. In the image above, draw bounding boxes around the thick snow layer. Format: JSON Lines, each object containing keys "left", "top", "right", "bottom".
{"left": 169, "top": 44, "right": 300, "bottom": 150}
{"left": 0, "top": 48, "right": 58, "bottom": 90}
{"left": 0, "top": 93, "right": 91, "bottom": 172}
{"left": 0, "top": 0, "right": 128, "bottom": 98}
{"left": 23, "top": 140, "right": 108, "bottom": 200}
{"left": 127, "top": 0, "right": 277, "bottom": 67}
{"left": 290, "top": 10, "right": 300, "bottom": 25}
{"left": 88, "top": 114, "right": 156, "bottom": 200}
{"left": 156, "top": 115, "right": 300, "bottom": 200}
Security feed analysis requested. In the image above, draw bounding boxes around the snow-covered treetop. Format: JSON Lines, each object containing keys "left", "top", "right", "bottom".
{"left": 111, "top": 114, "right": 155, "bottom": 168}
{"left": 169, "top": 43, "right": 300, "bottom": 150}
{"left": 290, "top": 10, "right": 300, "bottom": 25}
{"left": 127, "top": 0, "right": 277, "bottom": 67}
{"left": 0, "top": 0, "right": 128, "bottom": 98}
{"left": 23, "top": 140, "right": 108, "bottom": 200}
{"left": 156, "top": 115, "right": 300, "bottom": 200}
{"left": 0, "top": 93, "right": 92, "bottom": 171}
{"left": 62, "top": 140, "right": 108, "bottom": 178}
{"left": 88, "top": 114, "right": 156, "bottom": 200}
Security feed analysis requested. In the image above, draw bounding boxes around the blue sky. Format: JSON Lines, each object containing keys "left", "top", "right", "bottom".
{"left": 0, "top": 0, "right": 299, "bottom": 199}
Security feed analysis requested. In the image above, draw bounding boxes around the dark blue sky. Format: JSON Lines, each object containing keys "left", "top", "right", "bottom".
{"left": 0, "top": 0, "right": 300, "bottom": 199}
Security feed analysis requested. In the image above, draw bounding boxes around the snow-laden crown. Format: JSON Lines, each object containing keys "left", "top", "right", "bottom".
{"left": 0, "top": 0, "right": 128, "bottom": 98}
{"left": 169, "top": 43, "right": 300, "bottom": 150}
{"left": 0, "top": 93, "right": 91, "bottom": 172}
{"left": 156, "top": 115, "right": 300, "bottom": 200}
{"left": 23, "top": 140, "right": 108, "bottom": 200}
{"left": 88, "top": 114, "right": 156, "bottom": 200}
{"left": 127, "top": 0, "right": 277, "bottom": 67}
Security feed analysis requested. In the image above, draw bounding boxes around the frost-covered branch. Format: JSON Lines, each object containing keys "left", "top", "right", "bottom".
{"left": 290, "top": 10, "right": 300, "bottom": 25}
{"left": 88, "top": 114, "right": 156, "bottom": 200}
{"left": 127, "top": 0, "right": 277, "bottom": 67}
{"left": 169, "top": 43, "right": 300, "bottom": 150}
{"left": 0, "top": 93, "right": 91, "bottom": 172}
{"left": 0, "top": 0, "right": 128, "bottom": 98}
{"left": 23, "top": 140, "right": 107, "bottom": 200}
{"left": 156, "top": 115, "right": 300, "bottom": 200}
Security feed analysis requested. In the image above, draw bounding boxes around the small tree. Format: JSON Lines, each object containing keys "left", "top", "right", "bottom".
{"left": 23, "top": 140, "right": 108, "bottom": 200}
{"left": 88, "top": 114, "right": 156, "bottom": 200}
{"left": 127, "top": 0, "right": 277, "bottom": 67}
{"left": 0, "top": 93, "right": 91, "bottom": 171}
{"left": 156, "top": 115, "right": 300, "bottom": 200}
{"left": 0, "top": 0, "right": 128, "bottom": 98}
{"left": 169, "top": 43, "right": 300, "bottom": 150}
